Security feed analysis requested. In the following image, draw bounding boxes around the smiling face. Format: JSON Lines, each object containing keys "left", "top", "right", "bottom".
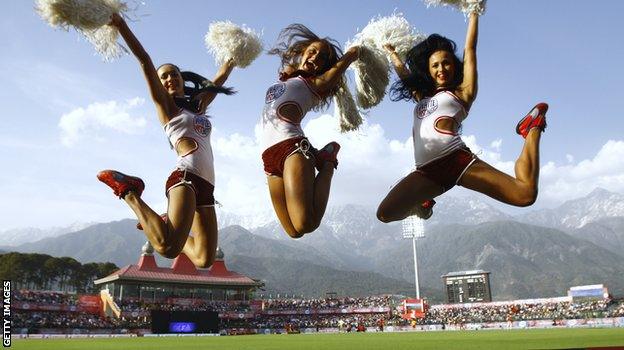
{"left": 157, "top": 64, "right": 184, "bottom": 97}
{"left": 298, "top": 41, "right": 330, "bottom": 75}
{"left": 428, "top": 50, "right": 456, "bottom": 89}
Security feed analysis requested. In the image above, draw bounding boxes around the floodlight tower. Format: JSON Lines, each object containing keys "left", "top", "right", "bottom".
{"left": 401, "top": 215, "right": 425, "bottom": 299}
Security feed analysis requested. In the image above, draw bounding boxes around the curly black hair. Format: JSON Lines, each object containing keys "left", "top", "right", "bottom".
{"left": 157, "top": 63, "right": 235, "bottom": 113}
{"left": 390, "top": 34, "right": 463, "bottom": 102}
{"left": 268, "top": 23, "right": 344, "bottom": 110}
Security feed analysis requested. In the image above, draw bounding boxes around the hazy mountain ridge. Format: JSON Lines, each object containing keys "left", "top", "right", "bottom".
{"left": 569, "top": 217, "right": 624, "bottom": 257}
{"left": 3, "top": 189, "right": 623, "bottom": 299}
{"left": 0, "top": 222, "right": 94, "bottom": 246}
{"left": 517, "top": 188, "right": 624, "bottom": 229}
{"left": 226, "top": 254, "right": 439, "bottom": 299}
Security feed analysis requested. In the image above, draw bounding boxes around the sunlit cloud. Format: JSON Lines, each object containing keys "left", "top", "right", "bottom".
{"left": 59, "top": 98, "right": 147, "bottom": 147}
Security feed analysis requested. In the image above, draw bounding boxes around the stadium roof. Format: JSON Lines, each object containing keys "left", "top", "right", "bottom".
{"left": 94, "top": 246, "right": 262, "bottom": 288}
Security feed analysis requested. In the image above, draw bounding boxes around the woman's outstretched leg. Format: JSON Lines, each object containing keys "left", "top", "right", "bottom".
{"left": 182, "top": 207, "right": 218, "bottom": 268}
{"left": 268, "top": 160, "right": 335, "bottom": 238}
{"left": 98, "top": 170, "right": 196, "bottom": 258}
{"left": 268, "top": 175, "right": 300, "bottom": 237}
{"left": 376, "top": 172, "right": 444, "bottom": 223}
{"left": 267, "top": 142, "right": 338, "bottom": 238}
{"left": 312, "top": 142, "right": 339, "bottom": 225}
{"left": 281, "top": 153, "right": 320, "bottom": 236}
{"left": 312, "top": 163, "right": 335, "bottom": 225}
{"left": 459, "top": 103, "right": 547, "bottom": 206}
{"left": 126, "top": 185, "right": 195, "bottom": 258}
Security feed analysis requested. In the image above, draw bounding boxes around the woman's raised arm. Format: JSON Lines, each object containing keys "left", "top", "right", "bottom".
{"left": 311, "top": 46, "right": 360, "bottom": 94}
{"left": 196, "top": 58, "right": 236, "bottom": 113}
{"left": 109, "top": 13, "right": 175, "bottom": 123}
{"left": 456, "top": 13, "right": 479, "bottom": 107}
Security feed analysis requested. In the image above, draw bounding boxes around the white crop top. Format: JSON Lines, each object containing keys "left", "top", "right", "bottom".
{"left": 260, "top": 76, "right": 320, "bottom": 150}
{"left": 413, "top": 90, "right": 468, "bottom": 166}
{"left": 164, "top": 108, "right": 215, "bottom": 185}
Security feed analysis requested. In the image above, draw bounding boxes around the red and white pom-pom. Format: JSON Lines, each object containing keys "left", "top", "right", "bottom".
{"left": 204, "top": 21, "right": 263, "bottom": 68}
{"left": 424, "top": 0, "right": 487, "bottom": 16}
{"left": 333, "top": 79, "right": 362, "bottom": 132}
{"left": 36, "top": 0, "right": 128, "bottom": 61}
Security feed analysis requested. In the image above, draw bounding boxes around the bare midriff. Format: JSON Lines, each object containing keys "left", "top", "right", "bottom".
{"left": 277, "top": 102, "right": 303, "bottom": 124}
{"left": 435, "top": 117, "right": 459, "bottom": 134}
{"left": 176, "top": 137, "right": 198, "bottom": 156}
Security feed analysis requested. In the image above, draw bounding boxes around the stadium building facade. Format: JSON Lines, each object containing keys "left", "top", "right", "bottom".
{"left": 94, "top": 243, "right": 263, "bottom": 317}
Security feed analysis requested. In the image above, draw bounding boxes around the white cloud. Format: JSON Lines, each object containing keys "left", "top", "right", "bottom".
{"left": 490, "top": 138, "right": 502, "bottom": 152}
{"left": 212, "top": 128, "right": 267, "bottom": 215}
{"left": 540, "top": 140, "right": 624, "bottom": 203}
{"left": 58, "top": 98, "right": 147, "bottom": 147}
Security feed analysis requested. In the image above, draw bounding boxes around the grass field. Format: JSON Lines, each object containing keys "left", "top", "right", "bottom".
{"left": 11, "top": 328, "right": 624, "bottom": 350}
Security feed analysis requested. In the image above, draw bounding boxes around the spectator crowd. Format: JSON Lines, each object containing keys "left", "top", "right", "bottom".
{"left": 411, "top": 299, "right": 623, "bottom": 326}
{"left": 261, "top": 296, "right": 392, "bottom": 311}
{"left": 12, "top": 290, "right": 624, "bottom": 333}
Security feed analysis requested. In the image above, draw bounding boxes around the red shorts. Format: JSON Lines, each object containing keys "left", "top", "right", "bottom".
{"left": 165, "top": 169, "right": 215, "bottom": 207}
{"left": 262, "top": 136, "right": 315, "bottom": 177}
{"left": 415, "top": 147, "right": 477, "bottom": 191}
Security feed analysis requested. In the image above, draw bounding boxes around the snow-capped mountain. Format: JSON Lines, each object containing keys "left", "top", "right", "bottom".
{"left": 5, "top": 189, "right": 624, "bottom": 299}
{"left": 0, "top": 222, "right": 95, "bottom": 246}
{"left": 249, "top": 195, "right": 514, "bottom": 242}
{"left": 217, "top": 208, "right": 276, "bottom": 231}
{"left": 517, "top": 188, "right": 624, "bottom": 229}
{"left": 231, "top": 196, "right": 517, "bottom": 270}
{"left": 426, "top": 195, "right": 514, "bottom": 226}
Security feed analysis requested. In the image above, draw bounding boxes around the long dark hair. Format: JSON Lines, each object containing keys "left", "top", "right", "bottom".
{"left": 158, "top": 63, "right": 235, "bottom": 113}
{"left": 268, "top": 23, "right": 343, "bottom": 110}
{"left": 390, "top": 34, "right": 464, "bottom": 102}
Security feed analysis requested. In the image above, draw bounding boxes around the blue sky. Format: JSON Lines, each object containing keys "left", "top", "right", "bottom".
{"left": 2, "top": 0, "right": 623, "bottom": 229}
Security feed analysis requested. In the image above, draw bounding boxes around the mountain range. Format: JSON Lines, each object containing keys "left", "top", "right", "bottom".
{"left": 0, "top": 222, "right": 94, "bottom": 246}
{"left": 2, "top": 188, "right": 623, "bottom": 301}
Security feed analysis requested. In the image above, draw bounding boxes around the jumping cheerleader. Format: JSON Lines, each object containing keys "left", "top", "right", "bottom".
{"left": 261, "top": 24, "right": 360, "bottom": 238}
{"left": 377, "top": 12, "right": 548, "bottom": 222}
{"left": 97, "top": 13, "right": 235, "bottom": 267}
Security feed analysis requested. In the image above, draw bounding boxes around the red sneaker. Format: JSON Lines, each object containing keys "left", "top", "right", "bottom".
{"left": 410, "top": 199, "right": 436, "bottom": 220}
{"left": 516, "top": 103, "right": 548, "bottom": 139}
{"left": 97, "top": 170, "right": 145, "bottom": 199}
{"left": 315, "top": 142, "right": 341, "bottom": 171}
{"left": 136, "top": 213, "right": 168, "bottom": 231}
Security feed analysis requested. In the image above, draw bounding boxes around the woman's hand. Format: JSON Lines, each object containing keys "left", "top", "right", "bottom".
{"left": 225, "top": 57, "right": 236, "bottom": 69}
{"left": 383, "top": 43, "right": 396, "bottom": 54}
{"left": 346, "top": 45, "right": 361, "bottom": 60}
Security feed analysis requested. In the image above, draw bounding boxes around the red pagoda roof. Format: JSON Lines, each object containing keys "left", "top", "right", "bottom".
{"left": 94, "top": 251, "right": 260, "bottom": 287}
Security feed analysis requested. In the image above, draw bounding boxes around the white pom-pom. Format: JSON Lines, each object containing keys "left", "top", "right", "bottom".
{"left": 351, "top": 13, "right": 425, "bottom": 61}
{"left": 204, "top": 21, "right": 263, "bottom": 68}
{"left": 35, "top": 0, "right": 128, "bottom": 61}
{"left": 424, "top": 0, "right": 487, "bottom": 16}
{"left": 346, "top": 13, "right": 425, "bottom": 109}
{"left": 83, "top": 24, "right": 126, "bottom": 61}
{"left": 333, "top": 80, "right": 362, "bottom": 132}
{"left": 350, "top": 46, "right": 389, "bottom": 109}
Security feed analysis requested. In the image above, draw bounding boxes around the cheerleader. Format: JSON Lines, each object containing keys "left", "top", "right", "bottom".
{"left": 377, "top": 12, "right": 548, "bottom": 222}
{"left": 97, "top": 13, "right": 235, "bottom": 267}
{"left": 261, "top": 24, "right": 360, "bottom": 238}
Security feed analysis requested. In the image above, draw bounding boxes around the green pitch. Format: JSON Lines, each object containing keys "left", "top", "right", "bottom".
{"left": 11, "top": 328, "right": 624, "bottom": 350}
